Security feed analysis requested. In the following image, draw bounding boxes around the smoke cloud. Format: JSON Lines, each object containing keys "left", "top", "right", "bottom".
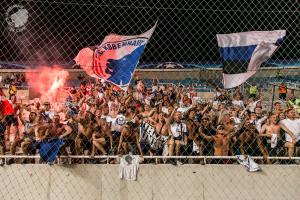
{"left": 25, "top": 66, "right": 69, "bottom": 103}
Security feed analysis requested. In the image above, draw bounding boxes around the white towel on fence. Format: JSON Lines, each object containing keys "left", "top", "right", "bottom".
{"left": 119, "top": 155, "right": 140, "bottom": 181}
{"left": 271, "top": 134, "right": 278, "bottom": 148}
{"left": 192, "top": 141, "right": 199, "bottom": 153}
{"left": 162, "top": 142, "right": 169, "bottom": 164}
{"left": 236, "top": 155, "right": 261, "bottom": 172}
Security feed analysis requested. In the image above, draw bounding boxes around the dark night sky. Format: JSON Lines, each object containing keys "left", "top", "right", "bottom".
{"left": 1, "top": 0, "right": 300, "bottom": 66}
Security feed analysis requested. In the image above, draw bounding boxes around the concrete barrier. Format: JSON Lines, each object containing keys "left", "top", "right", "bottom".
{"left": 0, "top": 164, "right": 299, "bottom": 200}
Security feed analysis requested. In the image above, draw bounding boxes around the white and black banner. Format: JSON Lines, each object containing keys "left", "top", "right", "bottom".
{"left": 139, "top": 122, "right": 168, "bottom": 150}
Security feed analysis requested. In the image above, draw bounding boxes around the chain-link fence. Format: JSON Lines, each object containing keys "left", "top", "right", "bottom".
{"left": 0, "top": 0, "right": 300, "bottom": 200}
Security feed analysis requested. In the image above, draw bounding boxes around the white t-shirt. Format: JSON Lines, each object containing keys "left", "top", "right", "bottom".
{"left": 255, "top": 116, "right": 268, "bottom": 133}
{"left": 212, "top": 101, "right": 220, "bottom": 110}
{"left": 248, "top": 100, "right": 260, "bottom": 113}
{"left": 177, "top": 105, "right": 192, "bottom": 114}
{"left": 232, "top": 100, "right": 244, "bottom": 108}
{"left": 107, "top": 114, "right": 126, "bottom": 132}
{"left": 231, "top": 117, "right": 241, "bottom": 128}
{"left": 152, "top": 86, "right": 158, "bottom": 92}
{"left": 280, "top": 118, "right": 300, "bottom": 142}
{"left": 170, "top": 122, "right": 187, "bottom": 138}
{"left": 162, "top": 106, "right": 169, "bottom": 115}
{"left": 44, "top": 110, "right": 55, "bottom": 120}
{"left": 119, "top": 155, "right": 140, "bottom": 181}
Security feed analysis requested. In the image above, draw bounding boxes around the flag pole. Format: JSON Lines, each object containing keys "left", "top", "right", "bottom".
{"left": 270, "top": 83, "right": 276, "bottom": 113}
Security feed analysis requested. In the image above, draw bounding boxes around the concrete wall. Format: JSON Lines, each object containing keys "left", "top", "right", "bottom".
{"left": 0, "top": 164, "right": 299, "bottom": 200}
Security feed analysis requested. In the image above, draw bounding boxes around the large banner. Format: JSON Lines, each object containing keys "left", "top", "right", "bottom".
{"left": 75, "top": 23, "right": 157, "bottom": 90}
{"left": 139, "top": 122, "right": 168, "bottom": 150}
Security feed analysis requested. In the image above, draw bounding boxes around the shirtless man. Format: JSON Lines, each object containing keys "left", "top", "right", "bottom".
{"left": 200, "top": 126, "right": 238, "bottom": 157}
{"left": 59, "top": 111, "right": 78, "bottom": 160}
{"left": 91, "top": 117, "right": 113, "bottom": 157}
{"left": 200, "top": 122, "right": 242, "bottom": 163}
{"left": 221, "top": 112, "right": 236, "bottom": 155}
{"left": 238, "top": 118, "right": 261, "bottom": 157}
{"left": 45, "top": 114, "right": 72, "bottom": 139}
{"left": 117, "top": 114, "right": 143, "bottom": 156}
{"left": 259, "top": 113, "right": 281, "bottom": 159}
{"left": 75, "top": 112, "right": 96, "bottom": 155}
{"left": 141, "top": 104, "right": 154, "bottom": 119}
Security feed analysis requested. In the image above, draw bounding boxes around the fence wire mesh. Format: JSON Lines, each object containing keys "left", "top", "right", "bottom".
{"left": 0, "top": 0, "right": 300, "bottom": 200}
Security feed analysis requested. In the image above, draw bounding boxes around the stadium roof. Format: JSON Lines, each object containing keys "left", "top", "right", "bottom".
{"left": 1, "top": 60, "right": 300, "bottom": 70}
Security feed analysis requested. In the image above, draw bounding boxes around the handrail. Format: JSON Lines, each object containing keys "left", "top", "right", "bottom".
{"left": 1, "top": 155, "right": 300, "bottom": 159}
{"left": 1, "top": 155, "right": 299, "bottom": 165}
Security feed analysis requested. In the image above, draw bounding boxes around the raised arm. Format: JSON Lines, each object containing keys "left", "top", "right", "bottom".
{"left": 135, "top": 132, "right": 144, "bottom": 156}
{"left": 201, "top": 104, "right": 210, "bottom": 115}
{"left": 229, "top": 119, "right": 246, "bottom": 138}
{"left": 259, "top": 124, "right": 268, "bottom": 137}
{"left": 18, "top": 106, "right": 26, "bottom": 125}
{"left": 217, "top": 109, "right": 224, "bottom": 125}
{"left": 59, "top": 124, "right": 73, "bottom": 138}
{"left": 169, "top": 106, "right": 178, "bottom": 123}
{"left": 117, "top": 129, "right": 125, "bottom": 154}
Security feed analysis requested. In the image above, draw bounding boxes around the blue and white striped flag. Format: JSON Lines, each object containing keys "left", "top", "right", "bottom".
{"left": 217, "top": 30, "right": 286, "bottom": 88}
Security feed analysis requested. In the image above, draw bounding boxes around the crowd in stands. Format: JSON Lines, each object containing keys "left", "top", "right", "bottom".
{"left": 0, "top": 76, "right": 299, "bottom": 166}
{"left": 1, "top": 74, "right": 26, "bottom": 87}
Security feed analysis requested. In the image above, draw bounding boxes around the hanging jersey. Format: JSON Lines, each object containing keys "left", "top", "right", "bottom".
{"left": 119, "top": 155, "right": 140, "bottom": 181}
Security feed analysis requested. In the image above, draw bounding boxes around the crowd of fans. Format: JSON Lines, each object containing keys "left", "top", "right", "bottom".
{"left": 0, "top": 77, "right": 299, "bottom": 165}
{"left": 1, "top": 74, "right": 26, "bottom": 87}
